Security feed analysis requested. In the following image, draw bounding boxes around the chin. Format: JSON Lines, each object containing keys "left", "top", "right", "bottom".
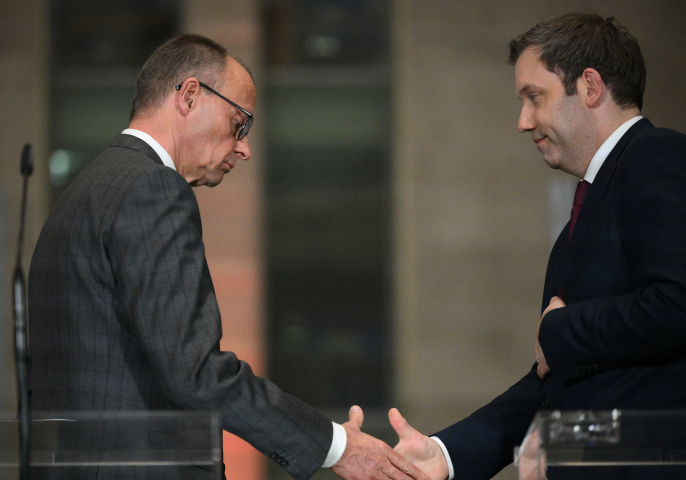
{"left": 206, "top": 177, "right": 224, "bottom": 187}
{"left": 541, "top": 152, "right": 563, "bottom": 170}
{"left": 203, "top": 167, "right": 227, "bottom": 187}
{"left": 542, "top": 157, "right": 558, "bottom": 170}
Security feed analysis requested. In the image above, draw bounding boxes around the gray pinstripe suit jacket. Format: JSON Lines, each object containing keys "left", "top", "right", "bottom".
{"left": 28, "top": 134, "right": 332, "bottom": 479}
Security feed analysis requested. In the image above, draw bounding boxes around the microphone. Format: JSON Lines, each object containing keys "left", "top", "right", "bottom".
{"left": 16, "top": 144, "right": 33, "bottom": 266}
{"left": 15, "top": 143, "right": 33, "bottom": 480}
{"left": 21, "top": 143, "right": 34, "bottom": 177}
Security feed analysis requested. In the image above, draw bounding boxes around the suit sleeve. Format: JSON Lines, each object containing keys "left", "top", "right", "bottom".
{"left": 433, "top": 365, "right": 541, "bottom": 480}
{"left": 540, "top": 130, "right": 686, "bottom": 380}
{"left": 108, "top": 167, "right": 332, "bottom": 480}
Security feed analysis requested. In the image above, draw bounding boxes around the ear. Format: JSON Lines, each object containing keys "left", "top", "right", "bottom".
{"left": 175, "top": 78, "right": 201, "bottom": 116}
{"left": 578, "top": 68, "right": 605, "bottom": 108}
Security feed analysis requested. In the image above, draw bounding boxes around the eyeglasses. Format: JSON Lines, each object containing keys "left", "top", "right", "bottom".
{"left": 175, "top": 82, "right": 254, "bottom": 140}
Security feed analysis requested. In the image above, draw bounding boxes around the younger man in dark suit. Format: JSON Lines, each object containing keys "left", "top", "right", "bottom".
{"left": 387, "top": 12, "right": 686, "bottom": 480}
{"left": 28, "top": 34, "right": 426, "bottom": 480}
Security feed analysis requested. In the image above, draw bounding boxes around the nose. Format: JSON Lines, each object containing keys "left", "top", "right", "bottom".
{"left": 518, "top": 104, "right": 536, "bottom": 133}
{"left": 234, "top": 136, "right": 252, "bottom": 161}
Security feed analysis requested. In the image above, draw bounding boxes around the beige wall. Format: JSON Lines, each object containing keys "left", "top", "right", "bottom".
{"left": 392, "top": 1, "right": 686, "bottom": 479}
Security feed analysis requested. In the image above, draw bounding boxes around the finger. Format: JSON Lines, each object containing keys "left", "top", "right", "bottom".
{"left": 550, "top": 296, "right": 566, "bottom": 307}
{"left": 388, "top": 408, "right": 419, "bottom": 442}
{"left": 541, "top": 296, "right": 566, "bottom": 319}
{"left": 348, "top": 405, "right": 364, "bottom": 430}
{"left": 537, "top": 361, "right": 550, "bottom": 378}
{"left": 541, "top": 303, "right": 556, "bottom": 318}
{"left": 519, "top": 458, "right": 542, "bottom": 480}
{"left": 537, "top": 365, "right": 545, "bottom": 379}
{"left": 386, "top": 449, "right": 429, "bottom": 480}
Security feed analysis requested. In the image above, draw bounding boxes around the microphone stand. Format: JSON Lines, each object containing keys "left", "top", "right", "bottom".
{"left": 14, "top": 143, "right": 33, "bottom": 480}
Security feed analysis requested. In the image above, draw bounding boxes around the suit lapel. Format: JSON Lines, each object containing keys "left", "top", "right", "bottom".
{"left": 555, "top": 118, "right": 654, "bottom": 303}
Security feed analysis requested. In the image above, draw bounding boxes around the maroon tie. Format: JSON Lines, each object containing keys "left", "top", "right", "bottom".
{"left": 568, "top": 180, "right": 591, "bottom": 242}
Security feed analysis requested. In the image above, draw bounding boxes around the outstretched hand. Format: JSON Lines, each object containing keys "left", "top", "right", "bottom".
{"left": 389, "top": 408, "right": 449, "bottom": 480}
{"left": 332, "top": 406, "right": 430, "bottom": 480}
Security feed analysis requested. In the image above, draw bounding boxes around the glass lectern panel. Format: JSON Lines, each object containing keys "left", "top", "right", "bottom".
{"left": 0, "top": 411, "right": 221, "bottom": 478}
{"left": 515, "top": 410, "right": 686, "bottom": 478}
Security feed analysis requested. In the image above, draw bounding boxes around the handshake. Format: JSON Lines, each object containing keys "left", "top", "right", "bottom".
{"left": 330, "top": 406, "right": 449, "bottom": 480}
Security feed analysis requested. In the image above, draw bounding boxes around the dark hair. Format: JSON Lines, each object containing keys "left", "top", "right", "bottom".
{"left": 508, "top": 12, "right": 646, "bottom": 110}
{"left": 130, "top": 34, "right": 229, "bottom": 120}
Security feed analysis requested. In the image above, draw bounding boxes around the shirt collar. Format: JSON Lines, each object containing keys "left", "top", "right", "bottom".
{"left": 583, "top": 116, "right": 643, "bottom": 183}
{"left": 122, "top": 128, "right": 176, "bottom": 171}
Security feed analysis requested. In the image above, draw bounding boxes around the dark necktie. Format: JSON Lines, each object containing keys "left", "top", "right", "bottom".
{"left": 559, "top": 179, "right": 591, "bottom": 300}
{"left": 568, "top": 180, "right": 591, "bottom": 242}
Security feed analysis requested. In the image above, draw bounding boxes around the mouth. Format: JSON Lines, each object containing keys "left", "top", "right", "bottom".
{"left": 533, "top": 136, "right": 547, "bottom": 150}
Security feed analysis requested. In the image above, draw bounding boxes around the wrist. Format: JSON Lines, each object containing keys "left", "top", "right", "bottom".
{"left": 429, "top": 436, "right": 453, "bottom": 480}
{"left": 323, "top": 422, "right": 347, "bottom": 468}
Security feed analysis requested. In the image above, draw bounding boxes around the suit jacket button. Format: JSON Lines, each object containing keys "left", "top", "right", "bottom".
{"left": 593, "top": 364, "right": 599, "bottom": 372}
{"left": 574, "top": 366, "right": 580, "bottom": 374}
{"left": 541, "top": 396, "right": 550, "bottom": 408}
{"left": 581, "top": 366, "right": 587, "bottom": 374}
{"left": 269, "top": 452, "right": 278, "bottom": 461}
{"left": 280, "top": 459, "right": 290, "bottom": 468}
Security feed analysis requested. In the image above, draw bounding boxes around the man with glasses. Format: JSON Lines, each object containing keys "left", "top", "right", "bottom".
{"left": 28, "top": 34, "right": 426, "bottom": 480}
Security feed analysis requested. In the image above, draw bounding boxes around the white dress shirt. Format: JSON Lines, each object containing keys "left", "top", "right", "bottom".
{"left": 120, "top": 128, "right": 347, "bottom": 468}
{"left": 122, "top": 129, "right": 176, "bottom": 170}
{"left": 583, "top": 116, "right": 643, "bottom": 184}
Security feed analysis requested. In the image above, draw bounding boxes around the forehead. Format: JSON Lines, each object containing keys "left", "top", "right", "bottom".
{"left": 223, "top": 57, "right": 256, "bottom": 109}
{"left": 514, "top": 48, "right": 563, "bottom": 97}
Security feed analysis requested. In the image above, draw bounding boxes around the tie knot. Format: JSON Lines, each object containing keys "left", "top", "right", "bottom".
{"left": 573, "top": 180, "right": 591, "bottom": 207}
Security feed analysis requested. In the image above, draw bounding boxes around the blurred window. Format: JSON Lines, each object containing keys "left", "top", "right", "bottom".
{"left": 49, "top": 0, "right": 180, "bottom": 201}
{"left": 263, "top": 0, "right": 392, "bottom": 417}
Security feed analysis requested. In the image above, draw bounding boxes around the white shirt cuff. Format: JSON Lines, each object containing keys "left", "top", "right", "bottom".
{"left": 322, "top": 422, "right": 347, "bottom": 468}
{"left": 430, "top": 436, "right": 454, "bottom": 480}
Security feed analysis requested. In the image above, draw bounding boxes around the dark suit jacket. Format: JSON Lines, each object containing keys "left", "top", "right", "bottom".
{"left": 28, "top": 134, "right": 333, "bottom": 480}
{"left": 434, "top": 119, "right": 686, "bottom": 479}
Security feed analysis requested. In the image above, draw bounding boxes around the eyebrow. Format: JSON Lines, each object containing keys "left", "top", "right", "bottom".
{"left": 517, "top": 84, "right": 540, "bottom": 99}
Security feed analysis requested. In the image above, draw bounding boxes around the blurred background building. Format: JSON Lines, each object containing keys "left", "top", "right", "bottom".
{"left": 1, "top": 0, "right": 685, "bottom": 479}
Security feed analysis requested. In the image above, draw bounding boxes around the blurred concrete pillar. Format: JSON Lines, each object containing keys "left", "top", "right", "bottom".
{"left": 182, "top": 1, "right": 266, "bottom": 478}
{"left": 0, "top": 0, "right": 50, "bottom": 413}
{"left": 392, "top": 0, "right": 553, "bottom": 433}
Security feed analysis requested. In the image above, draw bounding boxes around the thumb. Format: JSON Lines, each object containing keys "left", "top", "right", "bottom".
{"left": 389, "top": 408, "right": 419, "bottom": 442}
{"left": 347, "top": 405, "right": 364, "bottom": 431}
